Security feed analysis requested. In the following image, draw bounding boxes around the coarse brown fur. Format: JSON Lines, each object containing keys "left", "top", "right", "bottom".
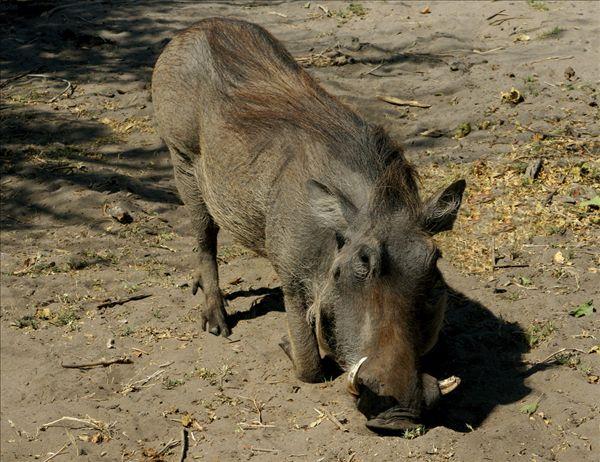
{"left": 152, "top": 17, "right": 466, "bottom": 433}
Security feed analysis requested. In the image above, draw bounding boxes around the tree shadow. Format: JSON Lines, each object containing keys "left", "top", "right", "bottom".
{"left": 422, "top": 286, "right": 547, "bottom": 432}
{"left": 0, "top": 107, "right": 180, "bottom": 231}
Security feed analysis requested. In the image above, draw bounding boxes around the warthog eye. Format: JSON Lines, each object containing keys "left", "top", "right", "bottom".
{"left": 353, "top": 247, "right": 374, "bottom": 280}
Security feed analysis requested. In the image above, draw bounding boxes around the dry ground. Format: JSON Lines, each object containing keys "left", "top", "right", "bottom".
{"left": 1, "top": 1, "right": 599, "bottom": 461}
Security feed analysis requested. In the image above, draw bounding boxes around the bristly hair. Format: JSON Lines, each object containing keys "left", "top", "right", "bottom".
{"left": 368, "top": 127, "right": 422, "bottom": 217}
{"left": 204, "top": 18, "right": 364, "bottom": 146}
{"left": 203, "top": 18, "right": 421, "bottom": 214}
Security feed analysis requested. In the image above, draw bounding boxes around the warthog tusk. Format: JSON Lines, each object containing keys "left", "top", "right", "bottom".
{"left": 347, "top": 356, "right": 368, "bottom": 396}
{"left": 347, "top": 358, "right": 460, "bottom": 397}
{"left": 438, "top": 375, "right": 461, "bottom": 395}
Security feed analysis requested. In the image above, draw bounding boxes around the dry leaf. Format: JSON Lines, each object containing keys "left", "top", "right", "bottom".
{"left": 501, "top": 87, "right": 524, "bottom": 105}
{"left": 553, "top": 251, "right": 565, "bottom": 265}
{"left": 13, "top": 255, "right": 38, "bottom": 275}
{"left": 90, "top": 432, "right": 104, "bottom": 444}
{"left": 513, "top": 34, "right": 530, "bottom": 42}
{"left": 308, "top": 416, "right": 326, "bottom": 428}
{"left": 181, "top": 413, "right": 193, "bottom": 427}
{"left": 35, "top": 308, "right": 52, "bottom": 320}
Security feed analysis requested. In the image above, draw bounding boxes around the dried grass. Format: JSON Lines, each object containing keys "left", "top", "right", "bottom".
{"left": 421, "top": 135, "right": 599, "bottom": 275}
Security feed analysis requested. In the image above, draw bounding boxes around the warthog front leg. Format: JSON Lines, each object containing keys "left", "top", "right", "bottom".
{"left": 281, "top": 290, "right": 323, "bottom": 382}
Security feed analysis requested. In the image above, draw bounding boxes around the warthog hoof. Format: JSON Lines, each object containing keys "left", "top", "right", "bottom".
{"left": 200, "top": 298, "right": 230, "bottom": 337}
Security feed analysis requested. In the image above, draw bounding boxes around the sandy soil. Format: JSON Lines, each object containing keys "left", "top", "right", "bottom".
{"left": 1, "top": 1, "right": 599, "bottom": 461}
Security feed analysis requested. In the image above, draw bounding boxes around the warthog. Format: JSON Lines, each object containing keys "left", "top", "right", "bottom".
{"left": 152, "top": 17, "right": 465, "bottom": 433}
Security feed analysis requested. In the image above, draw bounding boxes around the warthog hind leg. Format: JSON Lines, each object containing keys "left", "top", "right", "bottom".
{"left": 171, "top": 147, "right": 230, "bottom": 337}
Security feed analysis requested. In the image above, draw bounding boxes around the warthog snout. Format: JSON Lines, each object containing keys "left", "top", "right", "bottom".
{"left": 346, "top": 357, "right": 460, "bottom": 433}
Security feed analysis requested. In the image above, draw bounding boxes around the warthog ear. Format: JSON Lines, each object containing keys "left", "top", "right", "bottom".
{"left": 422, "top": 179, "right": 466, "bottom": 234}
{"left": 307, "top": 179, "right": 357, "bottom": 230}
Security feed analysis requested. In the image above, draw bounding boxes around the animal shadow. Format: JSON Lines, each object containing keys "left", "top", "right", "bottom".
{"left": 225, "top": 287, "right": 285, "bottom": 329}
{"left": 423, "top": 286, "right": 537, "bottom": 432}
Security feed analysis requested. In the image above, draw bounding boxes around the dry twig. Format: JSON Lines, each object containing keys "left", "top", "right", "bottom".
{"left": 157, "top": 438, "right": 180, "bottom": 456}
{"left": 238, "top": 396, "right": 276, "bottom": 429}
{"left": 39, "top": 416, "right": 107, "bottom": 432}
{"left": 0, "top": 66, "right": 42, "bottom": 89}
{"left": 121, "top": 367, "right": 168, "bottom": 394}
{"left": 61, "top": 356, "right": 132, "bottom": 369}
{"left": 377, "top": 95, "right": 431, "bottom": 108}
{"left": 319, "top": 408, "right": 348, "bottom": 432}
{"left": 42, "top": 441, "right": 71, "bottom": 462}
{"left": 472, "top": 46, "right": 505, "bottom": 54}
{"left": 486, "top": 9, "right": 506, "bottom": 21}
{"left": 489, "top": 16, "right": 524, "bottom": 26}
{"left": 97, "top": 293, "right": 151, "bottom": 309}
{"left": 360, "top": 62, "right": 384, "bottom": 76}
{"left": 48, "top": 80, "right": 73, "bottom": 103}
{"left": 526, "top": 55, "right": 574, "bottom": 66}
{"left": 312, "top": 408, "right": 347, "bottom": 432}
{"left": 26, "top": 74, "right": 74, "bottom": 103}
{"left": 250, "top": 447, "right": 279, "bottom": 454}
{"left": 494, "top": 263, "right": 530, "bottom": 269}
{"left": 527, "top": 347, "right": 588, "bottom": 365}
{"left": 317, "top": 4, "right": 330, "bottom": 15}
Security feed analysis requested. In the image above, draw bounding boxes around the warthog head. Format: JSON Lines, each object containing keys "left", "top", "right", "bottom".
{"left": 307, "top": 174, "right": 466, "bottom": 433}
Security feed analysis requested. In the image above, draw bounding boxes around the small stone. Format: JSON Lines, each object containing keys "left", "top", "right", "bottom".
{"left": 323, "top": 50, "right": 341, "bottom": 59}
{"left": 333, "top": 55, "right": 348, "bottom": 66}
{"left": 104, "top": 203, "right": 133, "bottom": 224}
{"left": 553, "top": 251, "right": 565, "bottom": 265}
{"left": 449, "top": 61, "right": 464, "bottom": 71}
{"left": 564, "top": 66, "right": 576, "bottom": 81}
{"left": 340, "top": 36, "right": 361, "bottom": 51}
{"left": 333, "top": 56, "right": 348, "bottom": 66}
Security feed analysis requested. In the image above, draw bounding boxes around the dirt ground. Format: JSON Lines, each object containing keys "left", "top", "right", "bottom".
{"left": 1, "top": 1, "right": 599, "bottom": 461}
